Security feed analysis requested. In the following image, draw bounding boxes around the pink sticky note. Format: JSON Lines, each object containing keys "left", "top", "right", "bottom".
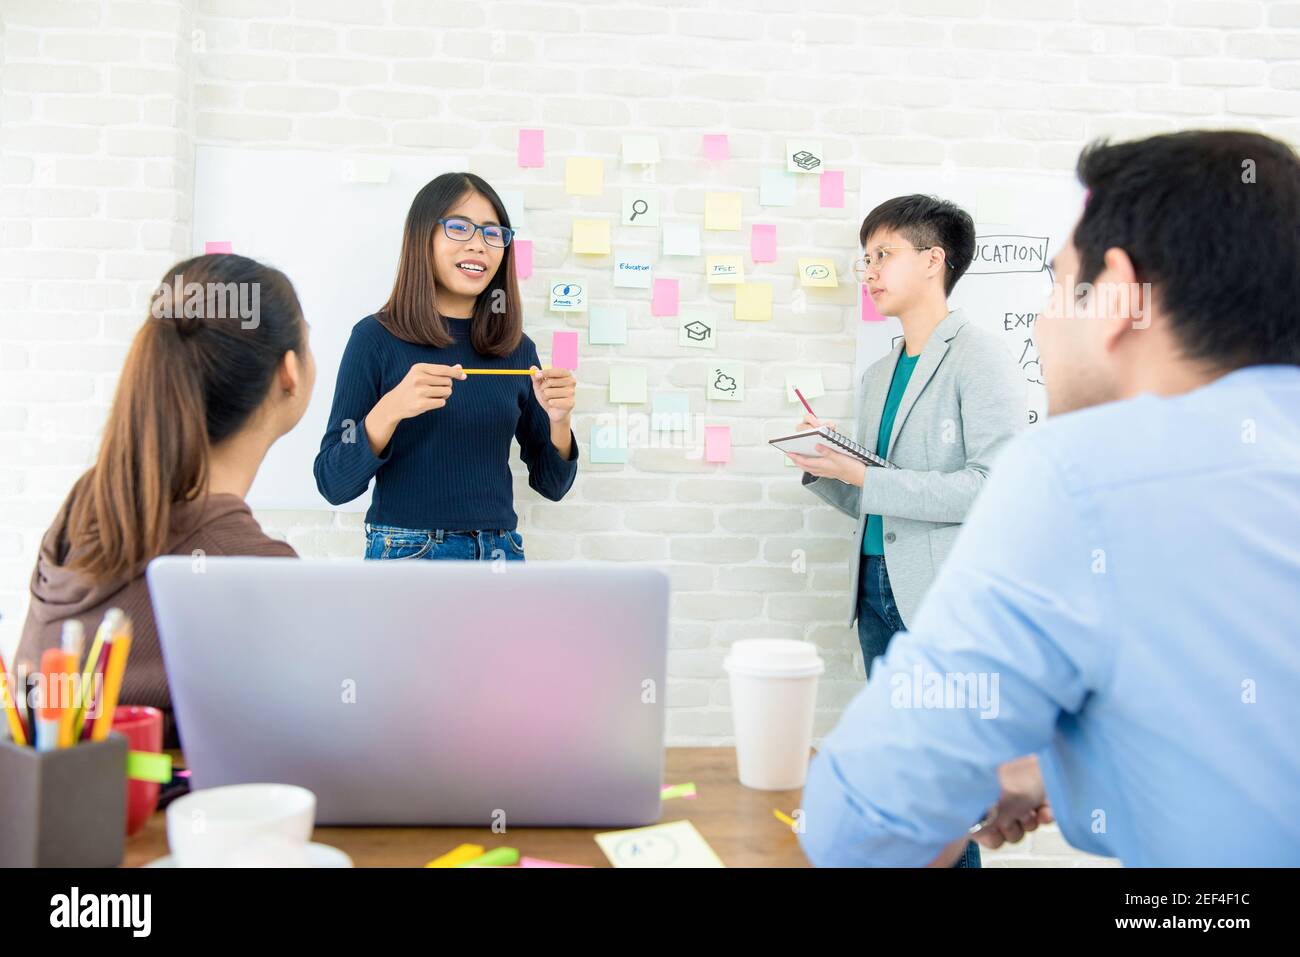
{"left": 518, "top": 129, "right": 544, "bottom": 168}
{"left": 205, "top": 241, "right": 232, "bottom": 254}
{"left": 514, "top": 238, "right": 533, "bottom": 279}
{"left": 819, "top": 170, "right": 845, "bottom": 208}
{"left": 704, "top": 426, "right": 731, "bottom": 464}
{"left": 750, "top": 224, "right": 777, "bottom": 263}
{"left": 519, "top": 857, "right": 590, "bottom": 868}
{"left": 702, "top": 134, "right": 730, "bottom": 161}
{"left": 551, "top": 330, "right": 578, "bottom": 370}
{"left": 861, "top": 283, "right": 885, "bottom": 322}
{"left": 651, "top": 278, "right": 679, "bottom": 317}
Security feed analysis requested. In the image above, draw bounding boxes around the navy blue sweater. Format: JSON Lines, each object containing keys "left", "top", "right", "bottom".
{"left": 313, "top": 315, "right": 579, "bottom": 530}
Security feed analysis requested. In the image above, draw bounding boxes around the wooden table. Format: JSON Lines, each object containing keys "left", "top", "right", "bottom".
{"left": 123, "top": 747, "right": 811, "bottom": 868}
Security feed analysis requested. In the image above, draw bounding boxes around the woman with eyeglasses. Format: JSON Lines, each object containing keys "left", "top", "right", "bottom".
{"left": 314, "top": 172, "right": 578, "bottom": 562}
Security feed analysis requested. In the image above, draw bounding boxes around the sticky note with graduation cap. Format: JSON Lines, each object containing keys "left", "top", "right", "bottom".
{"left": 551, "top": 330, "right": 578, "bottom": 370}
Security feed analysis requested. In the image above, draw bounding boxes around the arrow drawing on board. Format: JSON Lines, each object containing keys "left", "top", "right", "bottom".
{"left": 1020, "top": 338, "right": 1034, "bottom": 364}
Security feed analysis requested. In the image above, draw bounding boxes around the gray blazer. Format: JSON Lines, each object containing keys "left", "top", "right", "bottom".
{"left": 803, "top": 309, "right": 1025, "bottom": 627}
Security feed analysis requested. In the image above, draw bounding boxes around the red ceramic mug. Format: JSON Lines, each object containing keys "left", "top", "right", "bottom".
{"left": 112, "top": 705, "right": 164, "bottom": 837}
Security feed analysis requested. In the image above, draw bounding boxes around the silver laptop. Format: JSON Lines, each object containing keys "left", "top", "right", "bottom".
{"left": 147, "top": 557, "right": 669, "bottom": 827}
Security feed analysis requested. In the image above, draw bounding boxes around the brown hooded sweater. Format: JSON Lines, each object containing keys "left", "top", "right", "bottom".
{"left": 17, "top": 489, "right": 296, "bottom": 748}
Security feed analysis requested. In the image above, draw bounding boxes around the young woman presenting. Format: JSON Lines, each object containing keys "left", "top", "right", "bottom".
{"left": 314, "top": 172, "right": 578, "bottom": 561}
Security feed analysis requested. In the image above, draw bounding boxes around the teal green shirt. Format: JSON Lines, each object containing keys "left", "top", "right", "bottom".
{"left": 863, "top": 351, "right": 920, "bottom": 556}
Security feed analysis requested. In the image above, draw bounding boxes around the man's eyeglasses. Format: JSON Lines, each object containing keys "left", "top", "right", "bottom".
{"left": 851, "top": 245, "right": 951, "bottom": 284}
{"left": 438, "top": 217, "right": 514, "bottom": 248}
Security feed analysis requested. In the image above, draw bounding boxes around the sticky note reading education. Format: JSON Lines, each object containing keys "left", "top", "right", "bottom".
{"left": 565, "top": 157, "right": 603, "bottom": 196}
{"left": 572, "top": 219, "right": 611, "bottom": 255}
{"left": 551, "top": 330, "right": 578, "bottom": 370}
{"left": 517, "top": 129, "right": 544, "bottom": 168}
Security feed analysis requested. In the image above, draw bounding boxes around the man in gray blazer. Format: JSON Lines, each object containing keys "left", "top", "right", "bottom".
{"left": 790, "top": 196, "right": 1025, "bottom": 688}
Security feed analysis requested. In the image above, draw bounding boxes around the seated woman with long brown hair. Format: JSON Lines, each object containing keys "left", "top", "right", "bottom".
{"left": 17, "top": 253, "right": 315, "bottom": 747}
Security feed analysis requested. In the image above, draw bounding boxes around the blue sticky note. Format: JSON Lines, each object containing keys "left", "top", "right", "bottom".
{"left": 760, "top": 169, "right": 796, "bottom": 207}
{"left": 590, "top": 424, "right": 629, "bottom": 464}
{"left": 651, "top": 393, "right": 690, "bottom": 431}
{"left": 588, "top": 306, "right": 628, "bottom": 345}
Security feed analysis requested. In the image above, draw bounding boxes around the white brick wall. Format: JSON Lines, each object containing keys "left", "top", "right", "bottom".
{"left": 2, "top": 0, "right": 1296, "bottom": 865}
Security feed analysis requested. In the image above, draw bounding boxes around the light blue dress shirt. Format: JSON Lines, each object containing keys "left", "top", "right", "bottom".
{"left": 799, "top": 364, "right": 1300, "bottom": 867}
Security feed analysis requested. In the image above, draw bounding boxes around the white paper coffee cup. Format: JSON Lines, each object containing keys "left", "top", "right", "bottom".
{"left": 724, "top": 639, "right": 824, "bottom": 790}
{"left": 166, "top": 783, "right": 315, "bottom": 867}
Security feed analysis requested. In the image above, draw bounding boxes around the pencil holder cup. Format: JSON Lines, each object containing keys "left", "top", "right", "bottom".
{"left": 0, "top": 734, "right": 127, "bottom": 867}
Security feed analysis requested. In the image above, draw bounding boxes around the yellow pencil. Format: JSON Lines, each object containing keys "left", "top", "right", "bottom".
{"left": 90, "top": 619, "right": 132, "bottom": 742}
{"left": 425, "top": 843, "right": 485, "bottom": 867}
{"left": 773, "top": 809, "right": 798, "bottom": 829}
{"left": 0, "top": 651, "right": 27, "bottom": 746}
{"left": 460, "top": 366, "right": 552, "bottom": 375}
{"left": 71, "top": 608, "right": 118, "bottom": 741}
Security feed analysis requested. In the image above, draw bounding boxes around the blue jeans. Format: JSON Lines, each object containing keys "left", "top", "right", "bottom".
{"left": 857, "top": 553, "right": 982, "bottom": 869}
{"left": 363, "top": 524, "right": 526, "bottom": 562}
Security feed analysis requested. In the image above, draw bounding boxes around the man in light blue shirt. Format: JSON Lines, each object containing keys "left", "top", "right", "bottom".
{"left": 798, "top": 129, "right": 1300, "bottom": 867}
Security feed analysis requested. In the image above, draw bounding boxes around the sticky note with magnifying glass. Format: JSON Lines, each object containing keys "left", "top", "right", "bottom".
{"left": 565, "top": 157, "right": 603, "bottom": 196}
{"left": 622, "top": 189, "right": 660, "bottom": 227}
{"left": 798, "top": 258, "right": 839, "bottom": 288}
{"left": 573, "top": 219, "right": 611, "bottom": 255}
{"left": 704, "top": 192, "right": 742, "bottom": 231}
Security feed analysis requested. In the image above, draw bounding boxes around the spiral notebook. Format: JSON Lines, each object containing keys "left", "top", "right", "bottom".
{"left": 768, "top": 427, "right": 897, "bottom": 469}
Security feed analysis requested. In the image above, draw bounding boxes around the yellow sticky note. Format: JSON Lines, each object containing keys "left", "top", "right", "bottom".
{"left": 595, "top": 820, "right": 725, "bottom": 868}
{"left": 572, "top": 218, "right": 610, "bottom": 255}
{"left": 704, "top": 191, "right": 742, "bottom": 231}
{"left": 735, "top": 283, "right": 772, "bottom": 321}
{"left": 609, "top": 366, "right": 648, "bottom": 404}
{"left": 797, "top": 258, "right": 839, "bottom": 288}
{"left": 565, "top": 157, "right": 604, "bottom": 196}
{"left": 706, "top": 256, "right": 744, "bottom": 285}
{"left": 785, "top": 368, "right": 826, "bottom": 403}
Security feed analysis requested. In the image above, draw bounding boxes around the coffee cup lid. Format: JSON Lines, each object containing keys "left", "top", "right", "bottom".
{"left": 724, "top": 639, "right": 825, "bottom": 678}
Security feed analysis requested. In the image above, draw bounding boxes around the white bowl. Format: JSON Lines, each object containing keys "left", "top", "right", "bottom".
{"left": 166, "top": 783, "right": 315, "bottom": 867}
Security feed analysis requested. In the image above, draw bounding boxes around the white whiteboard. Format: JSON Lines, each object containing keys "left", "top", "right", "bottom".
{"left": 855, "top": 169, "right": 1087, "bottom": 426}
{"left": 191, "top": 146, "right": 469, "bottom": 510}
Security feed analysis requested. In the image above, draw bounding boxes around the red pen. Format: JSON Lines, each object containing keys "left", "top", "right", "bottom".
{"left": 794, "top": 387, "right": 816, "bottom": 419}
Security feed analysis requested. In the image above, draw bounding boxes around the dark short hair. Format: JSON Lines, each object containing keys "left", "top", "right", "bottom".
{"left": 859, "top": 194, "right": 976, "bottom": 295}
{"left": 1074, "top": 130, "right": 1300, "bottom": 370}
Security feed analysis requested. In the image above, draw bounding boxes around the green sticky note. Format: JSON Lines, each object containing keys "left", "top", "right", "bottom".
{"left": 126, "top": 750, "right": 172, "bottom": 783}
{"left": 458, "top": 846, "right": 520, "bottom": 867}
{"left": 609, "top": 366, "right": 648, "bottom": 404}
